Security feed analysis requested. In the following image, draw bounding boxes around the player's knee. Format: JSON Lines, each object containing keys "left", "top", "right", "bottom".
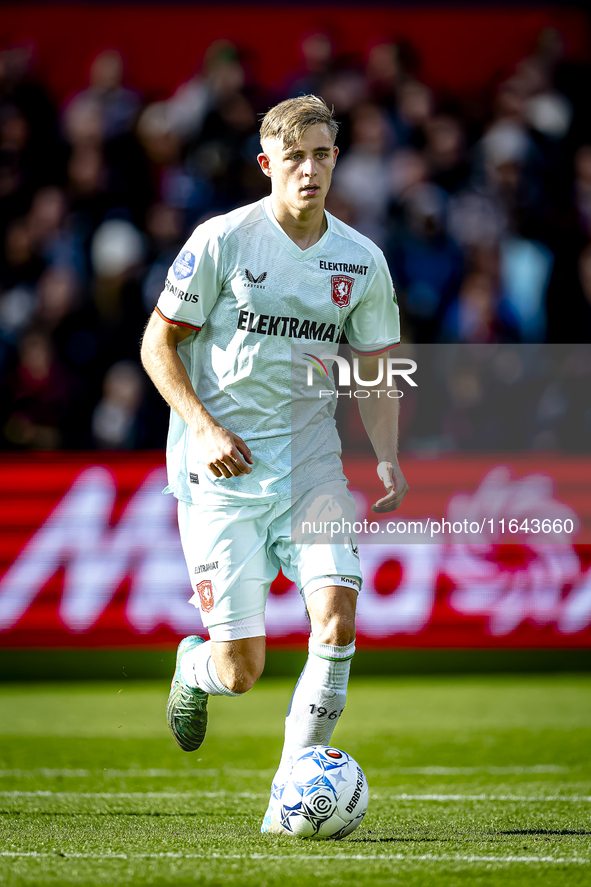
{"left": 212, "top": 636, "right": 265, "bottom": 694}
{"left": 223, "top": 660, "right": 263, "bottom": 695}
{"left": 313, "top": 613, "right": 356, "bottom": 647}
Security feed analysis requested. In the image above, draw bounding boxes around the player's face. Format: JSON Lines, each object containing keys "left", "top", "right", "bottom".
{"left": 258, "top": 124, "right": 338, "bottom": 214}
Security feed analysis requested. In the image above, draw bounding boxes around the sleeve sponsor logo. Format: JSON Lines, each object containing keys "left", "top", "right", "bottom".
{"left": 164, "top": 278, "right": 199, "bottom": 303}
{"left": 331, "top": 275, "right": 354, "bottom": 308}
{"left": 172, "top": 250, "right": 196, "bottom": 281}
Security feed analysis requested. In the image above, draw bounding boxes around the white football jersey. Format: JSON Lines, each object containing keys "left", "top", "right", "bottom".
{"left": 156, "top": 196, "right": 400, "bottom": 505}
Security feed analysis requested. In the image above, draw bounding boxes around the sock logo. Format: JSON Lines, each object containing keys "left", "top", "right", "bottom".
{"left": 195, "top": 579, "right": 214, "bottom": 612}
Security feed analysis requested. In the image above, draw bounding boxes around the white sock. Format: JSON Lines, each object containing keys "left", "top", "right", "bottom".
{"left": 179, "top": 640, "right": 239, "bottom": 698}
{"left": 276, "top": 637, "right": 355, "bottom": 779}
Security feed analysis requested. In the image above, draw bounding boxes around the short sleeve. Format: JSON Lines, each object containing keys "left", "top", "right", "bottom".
{"left": 344, "top": 258, "right": 400, "bottom": 354}
{"left": 155, "top": 221, "right": 224, "bottom": 331}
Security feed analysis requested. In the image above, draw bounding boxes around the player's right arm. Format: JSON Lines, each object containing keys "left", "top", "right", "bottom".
{"left": 141, "top": 311, "right": 253, "bottom": 478}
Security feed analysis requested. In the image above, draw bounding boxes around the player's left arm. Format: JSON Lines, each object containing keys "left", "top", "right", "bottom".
{"left": 345, "top": 257, "right": 408, "bottom": 513}
{"left": 355, "top": 352, "right": 409, "bottom": 513}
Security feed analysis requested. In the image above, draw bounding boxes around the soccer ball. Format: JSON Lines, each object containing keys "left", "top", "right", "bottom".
{"left": 275, "top": 746, "right": 369, "bottom": 839}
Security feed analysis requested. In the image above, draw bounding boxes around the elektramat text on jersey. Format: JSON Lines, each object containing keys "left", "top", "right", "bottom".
{"left": 237, "top": 309, "right": 337, "bottom": 341}
{"left": 319, "top": 260, "right": 368, "bottom": 275}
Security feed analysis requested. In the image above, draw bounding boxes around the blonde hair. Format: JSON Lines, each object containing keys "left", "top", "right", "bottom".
{"left": 259, "top": 95, "right": 338, "bottom": 148}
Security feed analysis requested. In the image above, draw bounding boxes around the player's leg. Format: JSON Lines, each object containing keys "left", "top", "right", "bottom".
{"left": 262, "top": 483, "right": 362, "bottom": 832}
{"left": 276, "top": 581, "right": 358, "bottom": 770}
{"left": 178, "top": 631, "right": 265, "bottom": 696}
{"left": 168, "top": 500, "right": 274, "bottom": 752}
{"left": 261, "top": 581, "right": 358, "bottom": 833}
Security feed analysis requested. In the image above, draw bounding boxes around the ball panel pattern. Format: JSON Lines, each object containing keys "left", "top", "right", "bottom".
{"left": 275, "top": 746, "right": 369, "bottom": 839}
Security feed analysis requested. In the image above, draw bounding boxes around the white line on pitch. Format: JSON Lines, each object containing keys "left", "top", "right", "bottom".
{"left": 0, "top": 790, "right": 266, "bottom": 799}
{"left": 1, "top": 790, "right": 590, "bottom": 802}
{"left": 0, "top": 851, "right": 588, "bottom": 865}
{"left": 0, "top": 765, "right": 573, "bottom": 778}
{"left": 374, "top": 793, "right": 591, "bottom": 802}
{"left": 380, "top": 766, "right": 572, "bottom": 776}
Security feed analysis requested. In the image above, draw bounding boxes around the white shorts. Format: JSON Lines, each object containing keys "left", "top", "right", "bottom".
{"left": 177, "top": 481, "right": 362, "bottom": 640}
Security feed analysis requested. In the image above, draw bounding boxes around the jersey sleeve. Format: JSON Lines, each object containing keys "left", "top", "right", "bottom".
{"left": 344, "top": 258, "right": 401, "bottom": 354}
{"left": 155, "top": 221, "right": 224, "bottom": 332}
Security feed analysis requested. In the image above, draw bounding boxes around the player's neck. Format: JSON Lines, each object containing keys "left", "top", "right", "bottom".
{"left": 271, "top": 194, "right": 327, "bottom": 251}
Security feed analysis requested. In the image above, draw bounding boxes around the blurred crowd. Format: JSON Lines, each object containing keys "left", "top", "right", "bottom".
{"left": 1, "top": 29, "right": 591, "bottom": 451}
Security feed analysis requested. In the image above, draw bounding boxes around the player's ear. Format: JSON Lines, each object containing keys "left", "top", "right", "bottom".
{"left": 257, "top": 152, "right": 272, "bottom": 178}
{"left": 332, "top": 146, "right": 339, "bottom": 168}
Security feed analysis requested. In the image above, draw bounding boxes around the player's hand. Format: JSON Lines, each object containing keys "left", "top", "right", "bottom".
{"left": 372, "top": 461, "right": 409, "bottom": 513}
{"left": 196, "top": 422, "right": 254, "bottom": 478}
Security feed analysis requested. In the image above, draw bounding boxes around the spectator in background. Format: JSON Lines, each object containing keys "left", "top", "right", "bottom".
{"left": 392, "top": 79, "right": 433, "bottom": 150}
{"left": 141, "top": 202, "right": 184, "bottom": 314}
{"left": 568, "top": 243, "right": 591, "bottom": 341}
{"left": 65, "top": 50, "right": 140, "bottom": 143}
{"left": 62, "top": 50, "right": 150, "bottom": 228}
{"left": 89, "top": 217, "right": 145, "bottom": 344}
{"left": 332, "top": 102, "right": 394, "bottom": 247}
{"left": 388, "top": 182, "right": 463, "bottom": 341}
{"left": 284, "top": 32, "right": 334, "bottom": 100}
{"left": 190, "top": 89, "right": 263, "bottom": 214}
{"left": 574, "top": 145, "right": 591, "bottom": 237}
{"left": 1, "top": 329, "right": 74, "bottom": 449}
{"left": 167, "top": 40, "right": 248, "bottom": 145}
{"left": 425, "top": 114, "right": 470, "bottom": 195}
{"left": 0, "top": 215, "right": 44, "bottom": 290}
{"left": 441, "top": 269, "right": 519, "bottom": 344}
{"left": 137, "top": 101, "right": 195, "bottom": 214}
{"left": 91, "top": 359, "right": 145, "bottom": 449}
{"left": 27, "top": 186, "right": 84, "bottom": 276}
{"left": 0, "top": 45, "right": 63, "bottom": 235}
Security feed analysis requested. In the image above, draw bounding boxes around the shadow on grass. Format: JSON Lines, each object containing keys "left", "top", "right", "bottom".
{"left": 494, "top": 829, "right": 591, "bottom": 836}
{"left": 350, "top": 836, "right": 451, "bottom": 844}
{"left": 351, "top": 828, "right": 591, "bottom": 843}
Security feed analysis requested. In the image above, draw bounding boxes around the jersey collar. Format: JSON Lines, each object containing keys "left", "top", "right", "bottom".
{"left": 262, "top": 196, "right": 331, "bottom": 261}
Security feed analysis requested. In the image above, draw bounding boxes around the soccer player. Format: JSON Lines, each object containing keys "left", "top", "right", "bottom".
{"left": 140, "top": 95, "right": 408, "bottom": 832}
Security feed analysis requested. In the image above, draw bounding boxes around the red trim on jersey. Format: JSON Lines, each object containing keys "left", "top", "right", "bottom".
{"left": 350, "top": 341, "right": 401, "bottom": 356}
{"left": 155, "top": 306, "right": 202, "bottom": 332}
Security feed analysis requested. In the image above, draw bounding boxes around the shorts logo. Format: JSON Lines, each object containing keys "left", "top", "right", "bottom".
{"left": 331, "top": 275, "right": 354, "bottom": 308}
{"left": 173, "top": 250, "right": 195, "bottom": 280}
{"left": 196, "top": 579, "right": 214, "bottom": 612}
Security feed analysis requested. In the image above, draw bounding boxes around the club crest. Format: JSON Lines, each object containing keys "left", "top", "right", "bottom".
{"left": 196, "top": 579, "right": 214, "bottom": 612}
{"left": 331, "top": 275, "right": 354, "bottom": 308}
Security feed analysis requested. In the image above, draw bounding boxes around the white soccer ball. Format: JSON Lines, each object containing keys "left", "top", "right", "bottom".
{"left": 275, "top": 746, "right": 369, "bottom": 839}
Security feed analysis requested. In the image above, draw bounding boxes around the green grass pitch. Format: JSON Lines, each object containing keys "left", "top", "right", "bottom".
{"left": 0, "top": 672, "right": 589, "bottom": 886}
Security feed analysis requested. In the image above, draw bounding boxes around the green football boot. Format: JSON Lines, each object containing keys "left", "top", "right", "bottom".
{"left": 167, "top": 635, "right": 209, "bottom": 752}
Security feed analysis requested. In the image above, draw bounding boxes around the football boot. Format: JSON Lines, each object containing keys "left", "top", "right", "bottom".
{"left": 167, "top": 635, "right": 208, "bottom": 752}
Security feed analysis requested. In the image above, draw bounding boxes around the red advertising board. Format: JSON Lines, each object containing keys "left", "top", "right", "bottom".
{"left": 0, "top": 452, "right": 590, "bottom": 649}
{"left": 2, "top": 6, "right": 588, "bottom": 106}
